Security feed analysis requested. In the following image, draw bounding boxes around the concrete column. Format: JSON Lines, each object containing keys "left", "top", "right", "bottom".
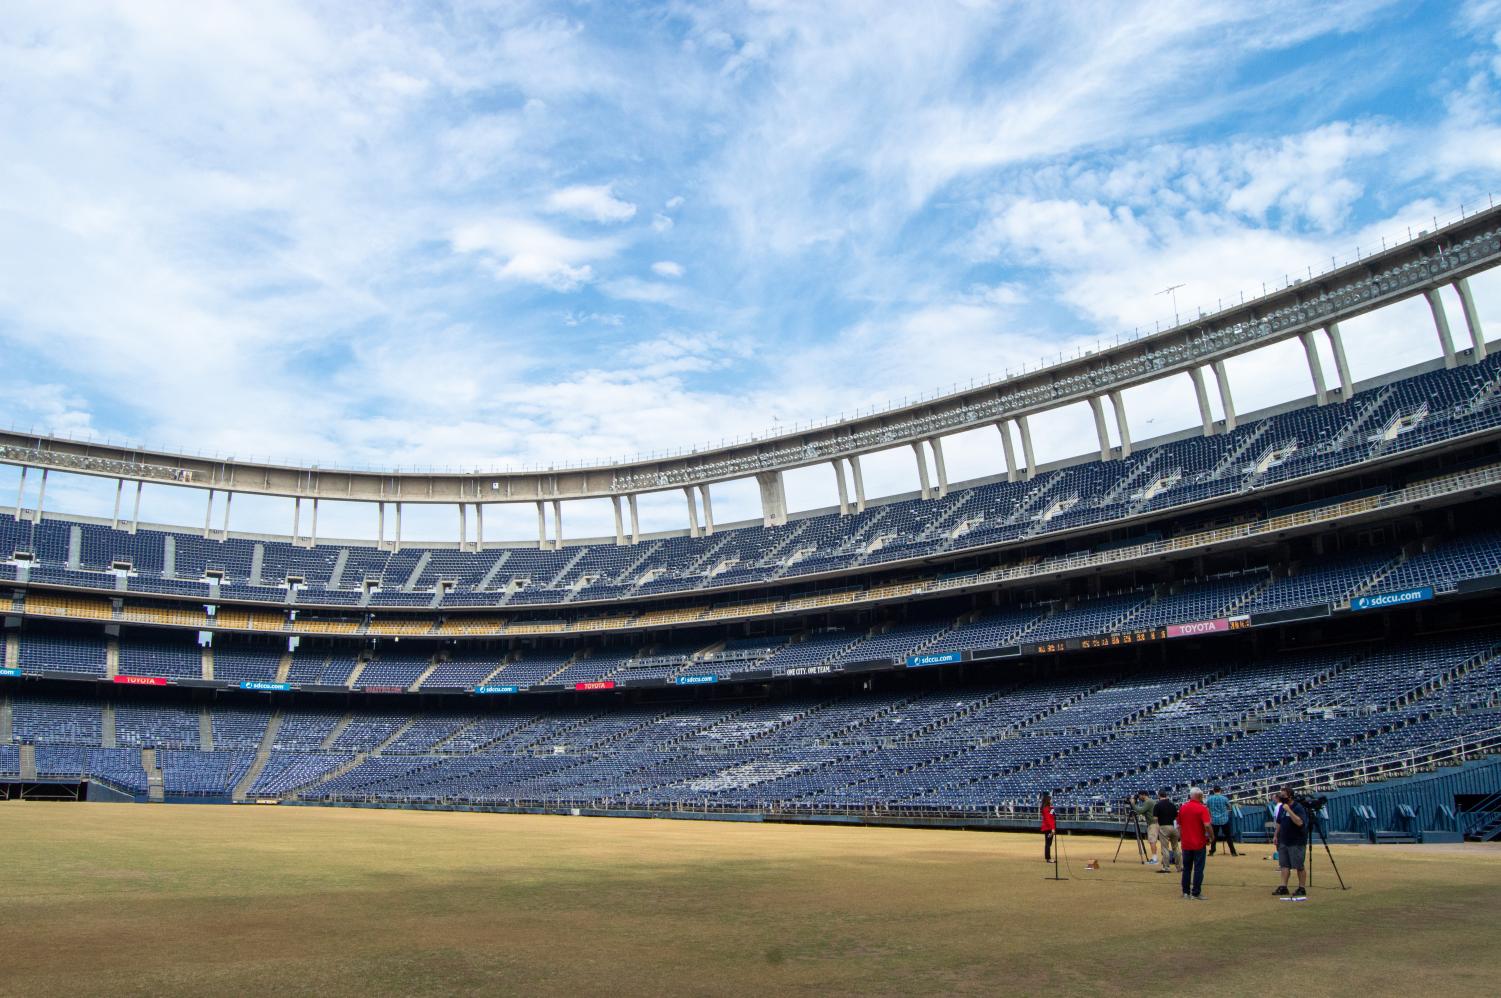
{"left": 292, "top": 497, "right": 302, "bottom": 544}
{"left": 203, "top": 489, "right": 214, "bottom": 538}
{"left": 1324, "top": 323, "right": 1354, "bottom": 399}
{"left": 310, "top": 498, "right": 318, "bottom": 547}
{"left": 1299, "top": 331, "right": 1328, "bottom": 405}
{"left": 1454, "top": 277, "right": 1487, "bottom": 362}
{"left": 756, "top": 470, "right": 788, "bottom": 527}
{"left": 1211, "top": 360, "right": 1237, "bottom": 433}
{"left": 33, "top": 469, "right": 47, "bottom": 524}
{"left": 996, "top": 422, "right": 1018, "bottom": 483}
{"left": 378, "top": 502, "right": 386, "bottom": 547}
{"left": 849, "top": 454, "right": 867, "bottom": 512}
{"left": 475, "top": 503, "right": 484, "bottom": 550}
{"left": 832, "top": 460, "right": 850, "bottom": 515}
{"left": 628, "top": 493, "right": 640, "bottom": 543}
{"left": 929, "top": 438, "right": 949, "bottom": 497}
{"left": 1016, "top": 415, "right": 1036, "bottom": 479}
{"left": 1088, "top": 395, "right": 1111, "bottom": 460}
{"left": 536, "top": 500, "right": 547, "bottom": 550}
{"left": 911, "top": 441, "right": 932, "bottom": 500}
{"left": 1189, "top": 366, "right": 1216, "bottom": 435}
{"left": 458, "top": 503, "right": 468, "bottom": 549}
{"left": 112, "top": 478, "right": 123, "bottom": 529}
{"left": 699, "top": 484, "right": 714, "bottom": 535}
{"left": 1109, "top": 390, "right": 1132, "bottom": 458}
{"left": 14, "top": 466, "right": 26, "bottom": 521}
{"left": 131, "top": 480, "right": 143, "bottom": 534}
{"left": 221, "top": 491, "right": 232, "bottom": 540}
{"left": 551, "top": 499, "right": 563, "bottom": 551}
{"left": 684, "top": 487, "right": 701, "bottom": 538}
{"left": 1425, "top": 287, "right": 1458, "bottom": 369}
{"left": 611, "top": 496, "right": 625, "bottom": 545}
{"left": 394, "top": 502, "right": 403, "bottom": 552}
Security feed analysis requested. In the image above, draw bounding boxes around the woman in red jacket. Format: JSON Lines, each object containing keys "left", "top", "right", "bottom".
{"left": 1040, "top": 793, "right": 1056, "bottom": 862}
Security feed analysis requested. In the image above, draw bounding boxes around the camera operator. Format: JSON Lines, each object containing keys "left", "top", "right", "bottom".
{"left": 1133, "top": 791, "right": 1160, "bottom": 865}
{"left": 1272, "top": 786, "right": 1308, "bottom": 897}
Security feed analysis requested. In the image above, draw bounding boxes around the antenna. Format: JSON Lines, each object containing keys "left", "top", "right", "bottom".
{"left": 1157, "top": 284, "right": 1185, "bottom": 326}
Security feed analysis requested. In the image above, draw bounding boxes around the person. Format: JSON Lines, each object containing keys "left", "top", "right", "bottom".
{"left": 1177, "top": 787, "right": 1214, "bottom": 899}
{"left": 1206, "top": 786, "right": 1237, "bottom": 856}
{"left": 1134, "top": 791, "right": 1160, "bottom": 864}
{"left": 1040, "top": 793, "right": 1056, "bottom": 863}
{"left": 1152, "top": 790, "right": 1180, "bottom": 874}
{"left": 1272, "top": 786, "right": 1309, "bottom": 897}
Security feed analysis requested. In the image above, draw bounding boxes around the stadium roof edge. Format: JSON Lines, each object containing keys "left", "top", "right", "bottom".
{"left": 3, "top": 203, "right": 1499, "bottom": 515}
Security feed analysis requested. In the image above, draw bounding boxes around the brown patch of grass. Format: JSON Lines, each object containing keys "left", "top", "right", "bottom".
{"left": 1, "top": 803, "right": 1498, "bottom": 996}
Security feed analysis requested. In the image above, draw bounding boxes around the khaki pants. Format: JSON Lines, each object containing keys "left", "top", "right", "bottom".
{"left": 1158, "top": 825, "right": 1181, "bottom": 868}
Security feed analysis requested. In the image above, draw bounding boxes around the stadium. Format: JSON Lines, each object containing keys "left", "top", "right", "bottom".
{"left": 4, "top": 5, "right": 1501, "bottom": 996}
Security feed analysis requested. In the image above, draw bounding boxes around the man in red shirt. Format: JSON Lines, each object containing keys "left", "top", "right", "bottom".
{"left": 1177, "top": 787, "right": 1214, "bottom": 900}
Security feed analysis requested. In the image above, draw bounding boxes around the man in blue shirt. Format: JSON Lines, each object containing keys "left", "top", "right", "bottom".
{"left": 1272, "top": 786, "right": 1309, "bottom": 896}
{"left": 1206, "top": 786, "right": 1237, "bottom": 856}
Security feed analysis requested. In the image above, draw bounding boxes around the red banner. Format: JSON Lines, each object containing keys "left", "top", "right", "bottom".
{"left": 112, "top": 675, "right": 168, "bottom": 686}
{"left": 574, "top": 680, "right": 616, "bottom": 691}
{"left": 362, "top": 686, "right": 406, "bottom": 693}
{"left": 1166, "top": 618, "right": 1229, "bottom": 638}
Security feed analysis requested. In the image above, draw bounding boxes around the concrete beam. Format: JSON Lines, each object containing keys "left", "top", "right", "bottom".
{"left": 1016, "top": 415, "right": 1036, "bottom": 480}
{"left": 1088, "top": 395, "right": 1111, "bottom": 460}
{"left": 551, "top": 499, "right": 562, "bottom": 551}
{"left": 34, "top": 469, "right": 47, "bottom": 524}
{"left": 475, "top": 503, "right": 484, "bottom": 550}
{"left": 756, "top": 470, "right": 788, "bottom": 527}
{"left": 1108, "top": 390, "right": 1131, "bottom": 459}
{"left": 14, "top": 466, "right": 26, "bottom": 522}
{"left": 849, "top": 454, "right": 866, "bottom": 512}
{"left": 1325, "top": 322, "right": 1354, "bottom": 399}
{"left": 536, "top": 501, "right": 546, "bottom": 550}
{"left": 700, "top": 484, "right": 714, "bottom": 535}
{"left": 112, "top": 478, "right": 123, "bottom": 530}
{"left": 1188, "top": 367, "right": 1214, "bottom": 435}
{"left": 1211, "top": 360, "right": 1237, "bottom": 433}
{"left": 1299, "top": 330, "right": 1328, "bottom": 405}
{"left": 292, "top": 497, "right": 302, "bottom": 545}
{"left": 131, "top": 480, "right": 142, "bottom": 535}
{"left": 1426, "top": 287, "right": 1458, "bottom": 369}
{"left": 833, "top": 460, "right": 850, "bottom": 515}
{"left": 929, "top": 437, "right": 949, "bottom": 497}
{"left": 394, "top": 501, "right": 402, "bottom": 552}
{"left": 309, "top": 498, "right": 318, "bottom": 547}
{"left": 458, "top": 503, "right": 468, "bottom": 549}
{"left": 684, "top": 486, "right": 701, "bottom": 539}
{"left": 628, "top": 493, "right": 640, "bottom": 544}
{"left": 221, "top": 491, "right": 232, "bottom": 541}
{"left": 378, "top": 502, "right": 386, "bottom": 548}
{"left": 612, "top": 495, "right": 625, "bottom": 545}
{"left": 911, "top": 441, "right": 932, "bottom": 500}
{"left": 996, "top": 421, "right": 1018, "bottom": 483}
{"left": 203, "top": 489, "right": 214, "bottom": 539}
{"left": 1454, "top": 277, "right": 1487, "bottom": 362}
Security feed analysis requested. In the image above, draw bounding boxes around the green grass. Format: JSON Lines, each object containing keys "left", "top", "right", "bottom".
{"left": 1, "top": 802, "right": 1499, "bottom": 996}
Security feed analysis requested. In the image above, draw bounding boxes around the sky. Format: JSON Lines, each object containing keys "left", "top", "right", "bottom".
{"left": 2, "top": 0, "right": 1501, "bottom": 543}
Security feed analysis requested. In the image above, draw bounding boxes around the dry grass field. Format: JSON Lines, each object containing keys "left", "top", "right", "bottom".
{"left": 1, "top": 802, "right": 1499, "bottom": 997}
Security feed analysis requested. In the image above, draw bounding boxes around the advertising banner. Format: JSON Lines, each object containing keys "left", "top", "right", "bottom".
{"left": 1166, "top": 618, "right": 1230, "bottom": 638}
{"left": 362, "top": 685, "right": 407, "bottom": 694}
{"left": 574, "top": 680, "right": 616, "bottom": 691}
{"left": 112, "top": 675, "right": 168, "bottom": 686}
{"left": 475, "top": 685, "right": 520, "bottom": 694}
{"left": 239, "top": 681, "right": 291, "bottom": 692}
{"left": 0, "top": 667, "right": 20, "bottom": 678}
{"left": 906, "top": 651, "right": 962, "bottom": 668}
{"left": 675, "top": 674, "right": 718, "bottom": 686}
{"left": 1352, "top": 587, "right": 1433, "bottom": 611}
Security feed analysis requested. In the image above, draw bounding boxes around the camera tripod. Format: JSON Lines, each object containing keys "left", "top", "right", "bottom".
{"left": 1113, "top": 802, "right": 1149, "bottom": 864}
{"left": 1304, "top": 802, "right": 1348, "bottom": 891}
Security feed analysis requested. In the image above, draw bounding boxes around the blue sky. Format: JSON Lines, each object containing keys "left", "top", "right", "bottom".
{"left": 2, "top": 0, "right": 1500, "bottom": 541}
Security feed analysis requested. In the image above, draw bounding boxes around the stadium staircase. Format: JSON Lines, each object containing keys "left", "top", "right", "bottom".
{"left": 1328, "top": 384, "right": 1397, "bottom": 452}
{"left": 274, "top": 653, "right": 294, "bottom": 684}
{"left": 541, "top": 650, "right": 592, "bottom": 685}
{"left": 369, "top": 719, "right": 418, "bottom": 756}
{"left": 18, "top": 743, "right": 36, "bottom": 781}
{"left": 101, "top": 703, "right": 116, "bottom": 747}
{"left": 199, "top": 708, "right": 214, "bottom": 751}
{"left": 201, "top": 646, "right": 214, "bottom": 681}
{"left": 547, "top": 546, "right": 590, "bottom": 589}
{"left": 233, "top": 712, "right": 283, "bottom": 801}
{"left": 1464, "top": 792, "right": 1501, "bottom": 841}
{"left": 319, "top": 713, "right": 355, "bottom": 749}
{"left": 105, "top": 638, "right": 119, "bottom": 679}
{"left": 327, "top": 548, "right": 349, "bottom": 590}
{"left": 340, "top": 658, "right": 368, "bottom": 688}
{"left": 1209, "top": 421, "right": 1271, "bottom": 483}
{"left": 400, "top": 552, "right": 431, "bottom": 592}
{"left": 1346, "top": 549, "right": 1414, "bottom": 602}
{"left": 408, "top": 657, "right": 441, "bottom": 692}
{"left": 0, "top": 697, "right": 10, "bottom": 743}
{"left": 142, "top": 748, "right": 164, "bottom": 802}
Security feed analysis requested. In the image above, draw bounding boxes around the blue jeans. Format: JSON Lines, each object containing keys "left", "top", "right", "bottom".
{"left": 1181, "top": 848, "right": 1206, "bottom": 897}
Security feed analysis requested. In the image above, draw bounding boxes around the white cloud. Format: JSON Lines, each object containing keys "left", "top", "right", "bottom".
{"left": 544, "top": 183, "right": 637, "bottom": 223}
{"left": 651, "top": 260, "right": 685, "bottom": 278}
{"left": 651, "top": 212, "right": 674, "bottom": 232}
{"left": 599, "top": 276, "right": 683, "bottom": 304}
{"left": 450, "top": 217, "right": 619, "bottom": 291}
